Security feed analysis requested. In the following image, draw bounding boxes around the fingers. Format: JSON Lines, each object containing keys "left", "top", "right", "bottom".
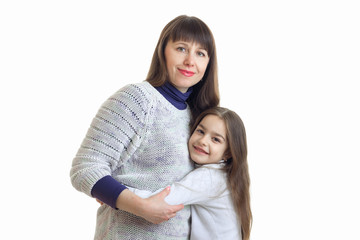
{"left": 158, "top": 186, "right": 171, "bottom": 199}
{"left": 171, "top": 203, "right": 184, "bottom": 213}
{"left": 162, "top": 204, "right": 183, "bottom": 222}
{"left": 160, "top": 212, "right": 176, "bottom": 223}
{"left": 142, "top": 187, "right": 182, "bottom": 224}
{"left": 164, "top": 205, "right": 182, "bottom": 220}
{"left": 149, "top": 207, "right": 180, "bottom": 224}
{"left": 169, "top": 212, "right": 176, "bottom": 219}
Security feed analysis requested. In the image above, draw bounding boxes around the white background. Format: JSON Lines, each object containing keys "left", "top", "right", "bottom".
{"left": 1, "top": 1, "right": 359, "bottom": 239}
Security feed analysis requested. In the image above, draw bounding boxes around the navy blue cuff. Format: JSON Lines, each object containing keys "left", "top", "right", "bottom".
{"left": 91, "top": 175, "right": 128, "bottom": 209}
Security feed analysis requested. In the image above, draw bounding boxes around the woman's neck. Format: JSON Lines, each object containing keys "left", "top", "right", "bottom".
{"left": 155, "top": 81, "right": 193, "bottom": 110}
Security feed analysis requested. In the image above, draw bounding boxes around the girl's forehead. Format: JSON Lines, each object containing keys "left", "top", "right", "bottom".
{"left": 201, "top": 114, "right": 222, "bottom": 122}
{"left": 198, "top": 115, "right": 227, "bottom": 140}
{"left": 200, "top": 114, "right": 226, "bottom": 129}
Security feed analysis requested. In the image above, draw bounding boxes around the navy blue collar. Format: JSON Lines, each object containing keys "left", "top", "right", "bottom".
{"left": 155, "top": 81, "right": 193, "bottom": 110}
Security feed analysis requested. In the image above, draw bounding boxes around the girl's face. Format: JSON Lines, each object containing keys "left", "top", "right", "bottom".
{"left": 164, "top": 40, "right": 210, "bottom": 93}
{"left": 188, "top": 114, "right": 229, "bottom": 165}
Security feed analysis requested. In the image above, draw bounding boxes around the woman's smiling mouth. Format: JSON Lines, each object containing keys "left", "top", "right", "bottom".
{"left": 178, "top": 69, "right": 195, "bottom": 77}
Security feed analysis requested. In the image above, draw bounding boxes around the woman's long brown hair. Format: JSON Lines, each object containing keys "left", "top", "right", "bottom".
{"left": 190, "top": 107, "right": 252, "bottom": 240}
{"left": 146, "top": 15, "right": 219, "bottom": 122}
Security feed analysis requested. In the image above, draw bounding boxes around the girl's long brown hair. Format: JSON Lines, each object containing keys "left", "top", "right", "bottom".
{"left": 146, "top": 15, "right": 219, "bottom": 122}
{"left": 190, "top": 107, "right": 252, "bottom": 240}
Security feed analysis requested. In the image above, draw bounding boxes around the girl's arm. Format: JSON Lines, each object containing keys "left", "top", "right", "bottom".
{"left": 127, "top": 166, "right": 226, "bottom": 206}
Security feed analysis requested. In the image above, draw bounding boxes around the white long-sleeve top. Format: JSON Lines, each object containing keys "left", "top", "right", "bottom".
{"left": 129, "top": 163, "right": 242, "bottom": 240}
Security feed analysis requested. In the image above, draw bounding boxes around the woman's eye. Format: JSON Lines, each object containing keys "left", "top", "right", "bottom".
{"left": 177, "top": 47, "right": 186, "bottom": 52}
{"left": 198, "top": 51, "right": 206, "bottom": 57}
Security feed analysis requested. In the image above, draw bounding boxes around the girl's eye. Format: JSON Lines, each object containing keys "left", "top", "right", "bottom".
{"left": 213, "top": 137, "right": 221, "bottom": 143}
{"left": 196, "top": 129, "right": 204, "bottom": 134}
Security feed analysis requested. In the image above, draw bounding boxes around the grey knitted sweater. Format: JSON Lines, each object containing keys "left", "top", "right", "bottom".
{"left": 70, "top": 81, "right": 194, "bottom": 239}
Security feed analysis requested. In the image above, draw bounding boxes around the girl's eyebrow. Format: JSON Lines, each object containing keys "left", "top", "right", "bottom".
{"left": 198, "top": 123, "right": 226, "bottom": 141}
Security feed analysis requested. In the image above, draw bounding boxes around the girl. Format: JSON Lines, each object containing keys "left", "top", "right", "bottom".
{"left": 127, "top": 107, "right": 252, "bottom": 240}
{"left": 70, "top": 15, "right": 219, "bottom": 239}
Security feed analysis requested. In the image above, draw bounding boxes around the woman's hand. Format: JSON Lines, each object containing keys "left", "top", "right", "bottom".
{"left": 115, "top": 187, "right": 184, "bottom": 224}
{"left": 140, "top": 187, "right": 184, "bottom": 224}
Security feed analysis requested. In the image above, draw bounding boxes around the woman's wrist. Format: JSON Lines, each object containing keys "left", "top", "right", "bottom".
{"left": 92, "top": 175, "right": 128, "bottom": 209}
{"left": 115, "top": 189, "right": 146, "bottom": 217}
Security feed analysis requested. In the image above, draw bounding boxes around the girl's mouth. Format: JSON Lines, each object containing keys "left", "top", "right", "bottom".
{"left": 193, "top": 146, "right": 208, "bottom": 155}
{"left": 178, "top": 69, "right": 195, "bottom": 77}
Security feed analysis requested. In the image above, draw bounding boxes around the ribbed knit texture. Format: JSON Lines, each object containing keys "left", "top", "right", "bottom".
{"left": 70, "top": 81, "right": 194, "bottom": 239}
{"left": 155, "top": 81, "right": 193, "bottom": 110}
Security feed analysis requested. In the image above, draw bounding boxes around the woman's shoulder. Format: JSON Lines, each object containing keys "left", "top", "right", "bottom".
{"left": 106, "top": 81, "right": 158, "bottom": 109}
{"left": 112, "top": 81, "right": 154, "bottom": 99}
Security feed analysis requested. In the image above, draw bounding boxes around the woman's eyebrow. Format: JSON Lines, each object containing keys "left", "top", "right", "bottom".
{"left": 174, "top": 41, "right": 207, "bottom": 52}
{"left": 174, "top": 41, "right": 188, "bottom": 46}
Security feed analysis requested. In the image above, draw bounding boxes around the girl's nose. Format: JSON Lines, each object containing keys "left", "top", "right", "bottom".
{"left": 198, "top": 136, "right": 207, "bottom": 146}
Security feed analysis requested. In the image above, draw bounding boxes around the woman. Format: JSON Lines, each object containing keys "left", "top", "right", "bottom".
{"left": 70, "top": 15, "right": 219, "bottom": 239}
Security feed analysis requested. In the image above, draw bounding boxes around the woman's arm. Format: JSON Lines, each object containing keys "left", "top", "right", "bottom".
{"left": 71, "top": 84, "right": 184, "bottom": 224}
{"left": 94, "top": 182, "right": 184, "bottom": 224}
{"left": 116, "top": 188, "right": 184, "bottom": 224}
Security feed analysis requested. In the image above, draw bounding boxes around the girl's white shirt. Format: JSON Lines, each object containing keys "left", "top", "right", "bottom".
{"left": 128, "top": 162, "right": 241, "bottom": 240}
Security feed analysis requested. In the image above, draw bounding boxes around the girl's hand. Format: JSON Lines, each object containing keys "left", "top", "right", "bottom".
{"left": 116, "top": 187, "right": 184, "bottom": 224}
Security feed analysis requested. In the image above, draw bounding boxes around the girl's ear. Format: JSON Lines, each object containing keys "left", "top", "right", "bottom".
{"left": 223, "top": 150, "right": 232, "bottom": 161}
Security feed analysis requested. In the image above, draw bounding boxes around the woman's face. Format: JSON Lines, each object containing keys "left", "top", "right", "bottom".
{"left": 188, "top": 114, "right": 229, "bottom": 165}
{"left": 164, "top": 40, "right": 210, "bottom": 93}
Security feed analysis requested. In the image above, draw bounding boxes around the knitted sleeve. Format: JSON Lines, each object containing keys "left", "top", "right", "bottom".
{"left": 70, "top": 83, "right": 152, "bottom": 197}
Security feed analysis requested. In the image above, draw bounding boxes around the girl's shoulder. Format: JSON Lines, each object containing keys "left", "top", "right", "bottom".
{"left": 191, "top": 163, "right": 227, "bottom": 183}
{"left": 194, "top": 162, "right": 226, "bottom": 172}
{"left": 182, "top": 163, "right": 228, "bottom": 196}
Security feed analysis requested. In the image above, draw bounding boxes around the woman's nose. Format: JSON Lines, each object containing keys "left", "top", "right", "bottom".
{"left": 184, "top": 53, "right": 195, "bottom": 67}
